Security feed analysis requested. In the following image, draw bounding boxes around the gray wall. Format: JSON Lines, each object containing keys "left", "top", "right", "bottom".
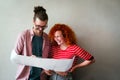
{"left": 0, "top": 0, "right": 120, "bottom": 80}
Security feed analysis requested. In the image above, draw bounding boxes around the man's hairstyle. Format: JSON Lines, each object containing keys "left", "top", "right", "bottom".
{"left": 33, "top": 6, "right": 48, "bottom": 21}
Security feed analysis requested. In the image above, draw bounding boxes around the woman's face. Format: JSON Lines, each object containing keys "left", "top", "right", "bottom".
{"left": 54, "top": 31, "right": 65, "bottom": 45}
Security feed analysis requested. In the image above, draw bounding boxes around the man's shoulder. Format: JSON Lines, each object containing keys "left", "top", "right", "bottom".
{"left": 20, "top": 29, "right": 31, "bottom": 35}
{"left": 43, "top": 32, "right": 49, "bottom": 39}
{"left": 23, "top": 29, "right": 31, "bottom": 33}
{"left": 18, "top": 29, "right": 31, "bottom": 38}
{"left": 43, "top": 32, "right": 48, "bottom": 36}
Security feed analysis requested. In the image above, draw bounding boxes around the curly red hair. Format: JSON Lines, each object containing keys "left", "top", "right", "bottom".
{"left": 49, "top": 24, "right": 77, "bottom": 46}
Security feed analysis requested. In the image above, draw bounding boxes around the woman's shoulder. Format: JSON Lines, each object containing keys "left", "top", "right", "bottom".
{"left": 68, "top": 44, "right": 83, "bottom": 50}
{"left": 70, "top": 44, "right": 80, "bottom": 48}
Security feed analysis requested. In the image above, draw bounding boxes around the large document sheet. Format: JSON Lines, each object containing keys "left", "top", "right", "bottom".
{"left": 11, "top": 50, "right": 74, "bottom": 71}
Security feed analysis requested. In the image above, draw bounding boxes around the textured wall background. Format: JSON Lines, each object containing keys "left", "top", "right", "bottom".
{"left": 0, "top": 0, "right": 120, "bottom": 80}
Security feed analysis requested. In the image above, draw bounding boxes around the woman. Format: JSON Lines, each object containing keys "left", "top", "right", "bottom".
{"left": 48, "top": 24, "right": 95, "bottom": 80}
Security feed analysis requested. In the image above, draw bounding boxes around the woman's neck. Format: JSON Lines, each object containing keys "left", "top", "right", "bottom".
{"left": 60, "top": 43, "right": 70, "bottom": 50}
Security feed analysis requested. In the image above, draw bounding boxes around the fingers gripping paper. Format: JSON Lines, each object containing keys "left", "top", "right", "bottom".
{"left": 10, "top": 50, "right": 74, "bottom": 71}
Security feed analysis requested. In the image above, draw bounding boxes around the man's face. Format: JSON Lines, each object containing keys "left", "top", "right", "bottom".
{"left": 33, "top": 17, "right": 48, "bottom": 36}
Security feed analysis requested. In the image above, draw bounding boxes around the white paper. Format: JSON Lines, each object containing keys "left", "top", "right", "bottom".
{"left": 10, "top": 50, "right": 74, "bottom": 71}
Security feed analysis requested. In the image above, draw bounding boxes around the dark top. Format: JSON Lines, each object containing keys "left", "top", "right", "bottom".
{"left": 29, "top": 35, "right": 43, "bottom": 80}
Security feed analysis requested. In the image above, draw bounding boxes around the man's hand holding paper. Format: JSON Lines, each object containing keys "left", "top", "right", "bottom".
{"left": 11, "top": 50, "right": 74, "bottom": 72}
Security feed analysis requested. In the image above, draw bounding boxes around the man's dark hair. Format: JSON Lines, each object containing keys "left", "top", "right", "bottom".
{"left": 33, "top": 6, "right": 48, "bottom": 21}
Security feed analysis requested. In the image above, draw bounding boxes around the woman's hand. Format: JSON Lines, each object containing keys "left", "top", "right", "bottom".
{"left": 70, "top": 59, "right": 95, "bottom": 72}
{"left": 70, "top": 65, "right": 77, "bottom": 72}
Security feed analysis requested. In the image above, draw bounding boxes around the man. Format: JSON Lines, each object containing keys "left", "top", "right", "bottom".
{"left": 11, "top": 6, "right": 50, "bottom": 80}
